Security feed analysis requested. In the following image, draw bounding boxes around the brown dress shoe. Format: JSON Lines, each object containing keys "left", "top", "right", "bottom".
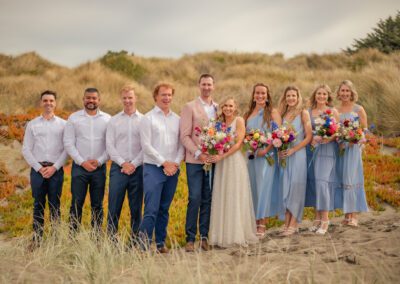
{"left": 157, "top": 246, "right": 169, "bottom": 254}
{"left": 185, "top": 241, "right": 195, "bottom": 252}
{"left": 199, "top": 239, "right": 210, "bottom": 251}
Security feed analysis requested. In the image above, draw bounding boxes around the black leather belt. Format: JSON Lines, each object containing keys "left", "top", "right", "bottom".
{"left": 39, "top": 161, "right": 54, "bottom": 167}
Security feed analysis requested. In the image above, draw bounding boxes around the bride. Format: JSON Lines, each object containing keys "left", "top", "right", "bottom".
{"left": 208, "top": 97, "right": 258, "bottom": 247}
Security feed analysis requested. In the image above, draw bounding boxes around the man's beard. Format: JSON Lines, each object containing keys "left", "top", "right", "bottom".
{"left": 85, "top": 103, "right": 98, "bottom": 110}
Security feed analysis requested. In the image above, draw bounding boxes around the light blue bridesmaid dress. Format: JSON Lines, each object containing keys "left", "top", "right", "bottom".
{"left": 335, "top": 105, "right": 368, "bottom": 213}
{"left": 305, "top": 109, "right": 338, "bottom": 210}
{"left": 280, "top": 114, "right": 307, "bottom": 223}
{"left": 247, "top": 109, "right": 281, "bottom": 220}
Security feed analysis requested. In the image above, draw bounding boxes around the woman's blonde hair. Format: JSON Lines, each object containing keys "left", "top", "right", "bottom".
{"left": 217, "top": 97, "right": 239, "bottom": 123}
{"left": 309, "top": 84, "right": 333, "bottom": 108}
{"left": 336, "top": 80, "right": 358, "bottom": 102}
{"left": 243, "top": 83, "right": 273, "bottom": 128}
{"left": 278, "top": 86, "right": 304, "bottom": 117}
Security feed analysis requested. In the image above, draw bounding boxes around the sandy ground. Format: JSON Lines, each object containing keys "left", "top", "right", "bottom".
{"left": 167, "top": 205, "right": 400, "bottom": 283}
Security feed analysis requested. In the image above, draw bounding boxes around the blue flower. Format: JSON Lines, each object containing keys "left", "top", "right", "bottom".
{"left": 215, "top": 121, "right": 222, "bottom": 131}
{"left": 369, "top": 123, "right": 376, "bottom": 130}
{"left": 271, "top": 121, "right": 279, "bottom": 130}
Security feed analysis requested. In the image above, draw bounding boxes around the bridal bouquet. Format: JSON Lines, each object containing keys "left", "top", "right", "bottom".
{"left": 337, "top": 114, "right": 366, "bottom": 156}
{"left": 270, "top": 122, "right": 297, "bottom": 168}
{"left": 195, "top": 119, "right": 234, "bottom": 171}
{"left": 311, "top": 109, "right": 339, "bottom": 151}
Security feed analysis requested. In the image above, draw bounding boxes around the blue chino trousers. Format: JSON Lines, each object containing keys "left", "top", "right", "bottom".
{"left": 139, "top": 163, "right": 179, "bottom": 249}
{"left": 107, "top": 162, "right": 143, "bottom": 240}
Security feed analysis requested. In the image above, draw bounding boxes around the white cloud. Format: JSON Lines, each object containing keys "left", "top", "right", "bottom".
{"left": 0, "top": 0, "right": 398, "bottom": 66}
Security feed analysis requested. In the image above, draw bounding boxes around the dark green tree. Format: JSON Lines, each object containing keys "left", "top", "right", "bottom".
{"left": 346, "top": 11, "right": 400, "bottom": 54}
{"left": 100, "top": 50, "right": 146, "bottom": 81}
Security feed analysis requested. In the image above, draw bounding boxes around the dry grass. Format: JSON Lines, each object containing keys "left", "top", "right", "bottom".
{"left": 1, "top": 207, "right": 399, "bottom": 283}
{"left": 1, "top": 49, "right": 399, "bottom": 134}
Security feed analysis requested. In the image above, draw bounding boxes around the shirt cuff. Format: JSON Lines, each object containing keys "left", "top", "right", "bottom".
{"left": 53, "top": 162, "right": 62, "bottom": 171}
{"left": 157, "top": 158, "right": 166, "bottom": 168}
{"left": 75, "top": 157, "right": 85, "bottom": 166}
{"left": 194, "top": 150, "right": 202, "bottom": 159}
{"left": 116, "top": 157, "right": 125, "bottom": 167}
{"left": 131, "top": 160, "right": 142, "bottom": 168}
{"left": 32, "top": 162, "right": 42, "bottom": 172}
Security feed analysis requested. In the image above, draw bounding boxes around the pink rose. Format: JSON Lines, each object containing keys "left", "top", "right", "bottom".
{"left": 273, "top": 138, "right": 282, "bottom": 148}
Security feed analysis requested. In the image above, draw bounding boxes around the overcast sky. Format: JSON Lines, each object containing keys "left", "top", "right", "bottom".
{"left": 0, "top": 0, "right": 398, "bottom": 67}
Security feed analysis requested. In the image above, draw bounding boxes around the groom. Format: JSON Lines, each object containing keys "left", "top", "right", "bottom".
{"left": 180, "top": 74, "right": 218, "bottom": 252}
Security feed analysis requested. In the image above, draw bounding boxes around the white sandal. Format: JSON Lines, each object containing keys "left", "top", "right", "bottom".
{"left": 281, "top": 226, "right": 298, "bottom": 237}
{"left": 256, "top": 225, "right": 266, "bottom": 239}
{"left": 309, "top": 219, "right": 321, "bottom": 232}
{"left": 346, "top": 218, "right": 358, "bottom": 227}
{"left": 316, "top": 221, "right": 330, "bottom": 235}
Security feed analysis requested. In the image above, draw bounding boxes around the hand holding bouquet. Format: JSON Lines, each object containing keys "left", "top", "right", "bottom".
{"left": 195, "top": 119, "right": 235, "bottom": 171}
{"left": 312, "top": 109, "right": 339, "bottom": 151}
{"left": 337, "top": 114, "right": 366, "bottom": 156}
{"left": 270, "top": 123, "right": 297, "bottom": 168}
{"left": 243, "top": 128, "right": 271, "bottom": 160}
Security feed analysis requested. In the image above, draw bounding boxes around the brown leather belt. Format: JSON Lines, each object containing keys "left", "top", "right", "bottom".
{"left": 39, "top": 161, "right": 54, "bottom": 167}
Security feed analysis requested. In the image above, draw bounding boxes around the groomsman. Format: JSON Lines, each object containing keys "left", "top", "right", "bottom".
{"left": 22, "top": 90, "right": 67, "bottom": 248}
{"left": 180, "top": 74, "right": 218, "bottom": 252}
{"left": 64, "top": 88, "right": 111, "bottom": 233}
{"left": 106, "top": 85, "right": 143, "bottom": 243}
{"left": 139, "top": 83, "right": 184, "bottom": 253}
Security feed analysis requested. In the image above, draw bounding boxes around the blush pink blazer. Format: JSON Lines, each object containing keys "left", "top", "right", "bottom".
{"left": 179, "top": 98, "right": 218, "bottom": 164}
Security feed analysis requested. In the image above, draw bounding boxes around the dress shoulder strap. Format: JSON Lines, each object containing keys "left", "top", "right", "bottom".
{"left": 353, "top": 104, "right": 361, "bottom": 112}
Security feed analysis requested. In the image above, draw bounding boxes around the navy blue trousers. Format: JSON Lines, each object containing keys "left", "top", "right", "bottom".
{"left": 185, "top": 163, "right": 214, "bottom": 243}
{"left": 30, "top": 168, "right": 64, "bottom": 240}
{"left": 69, "top": 162, "right": 106, "bottom": 231}
{"left": 107, "top": 162, "right": 143, "bottom": 239}
{"left": 139, "top": 164, "right": 179, "bottom": 249}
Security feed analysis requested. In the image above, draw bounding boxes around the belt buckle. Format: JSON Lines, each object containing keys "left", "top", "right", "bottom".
{"left": 40, "top": 161, "right": 54, "bottom": 167}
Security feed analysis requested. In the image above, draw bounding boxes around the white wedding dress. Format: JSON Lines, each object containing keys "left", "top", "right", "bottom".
{"left": 209, "top": 118, "right": 258, "bottom": 247}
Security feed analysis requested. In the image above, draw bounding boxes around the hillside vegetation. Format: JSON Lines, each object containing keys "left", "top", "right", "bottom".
{"left": 0, "top": 49, "right": 399, "bottom": 135}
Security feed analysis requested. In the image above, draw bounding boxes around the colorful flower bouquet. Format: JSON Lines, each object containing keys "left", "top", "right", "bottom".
{"left": 271, "top": 122, "right": 297, "bottom": 168}
{"left": 243, "top": 128, "right": 275, "bottom": 165}
{"left": 311, "top": 109, "right": 339, "bottom": 151}
{"left": 243, "top": 128, "right": 268, "bottom": 159}
{"left": 337, "top": 114, "right": 366, "bottom": 156}
{"left": 195, "top": 119, "right": 234, "bottom": 171}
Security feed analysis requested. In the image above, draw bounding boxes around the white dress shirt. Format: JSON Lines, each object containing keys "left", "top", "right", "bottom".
{"left": 22, "top": 115, "right": 68, "bottom": 172}
{"left": 199, "top": 96, "right": 217, "bottom": 120}
{"left": 106, "top": 110, "right": 143, "bottom": 167}
{"left": 140, "top": 106, "right": 185, "bottom": 167}
{"left": 64, "top": 109, "right": 111, "bottom": 166}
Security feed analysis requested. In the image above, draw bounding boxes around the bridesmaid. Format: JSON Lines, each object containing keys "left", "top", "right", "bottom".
{"left": 278, "top": 86, "right": 312, "bottom": 236}
{"left": 244, "top": 83, "right": 282, "bottom": 238}
{"left": 335, "top": 80, "right": 368, "bottom": 227}
{"left": 305, "top": 84, "right": 339, "bottom": 235}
